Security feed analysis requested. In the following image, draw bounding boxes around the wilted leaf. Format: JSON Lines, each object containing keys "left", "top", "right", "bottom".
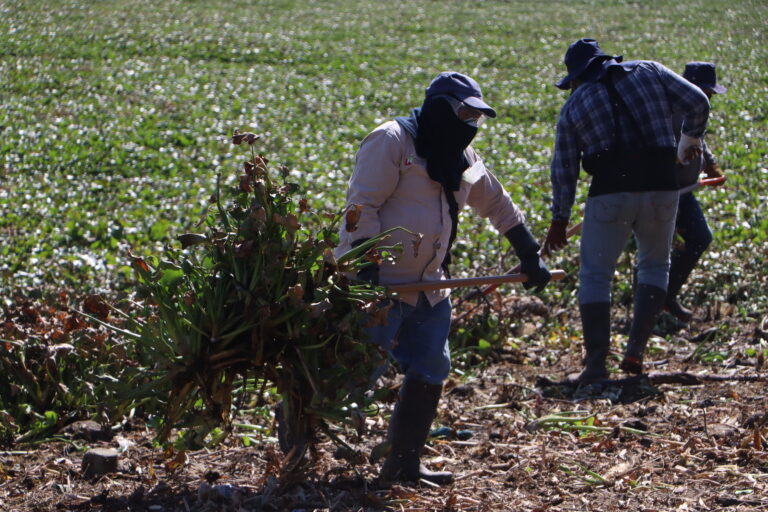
{"left": 333, "top": 446, "right": 365, "bottom": 465}
{"left": 83, "top": 295, "right": 110, "bottom": 320}
{"left": 49, "top": 330, "right": 66, "bottom": 342}
{"left": 288, "top": 284, "right": 304, "bottom": 306}
{"left": 164, "top": 449, "right": 188, "bottom": 473}
{"left": 365, "top": 300, "right": 393, "bottom": 328}
{"left": 351, "top": 408, "right": 366, "bottom": 435}
{"left": 369, "top": 441, "right": 391, "bottom": 464}
{"left": 239, "top": 174, "right": 252, "bottom": 192}
{"left": 322, "top": 248, "right": 337, "bottom": 266}
{"left": 177, "top": 233, "right": 208, "bottom": 248}
{"left": 232, "top": 130, "right": 259, "bottom": 146}
{"left": 411, "top": 233, "right": 423, "bottom": 258}
{"left": 64, "top": 314, "right": 87, "bottom": 332}
{"left": 364, "top": 250, "right": 383, "bottom": 265}
{"left": 284, "top": 214, "right": 300, "bottom": 233}
{"left": 231, "top": 241, "right": 252, "bottom": 259}
{"left": 250, "top": 206, "right": 267, "bottom": 223}
{"left": 128, "top": 250, "right": 151, "bottom": 274}
{"left": 253, "top": 153, "right": 268, "bottom": 167}
{"left": 345, "top": 204, "right": 363, "bottom": 232}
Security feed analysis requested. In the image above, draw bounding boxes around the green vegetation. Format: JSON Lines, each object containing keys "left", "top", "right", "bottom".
{"left": 1, "top": 0, "right": 766, "bottom": 441}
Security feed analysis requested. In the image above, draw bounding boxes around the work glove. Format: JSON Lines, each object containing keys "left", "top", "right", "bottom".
{"left": 677, "top": 133, "right": 702, "bottom": 165}
{"left": 356, "top": 263, "right": 380, "bottom": 285}
{"left": 351, "top": 238, "right": 380, "bottom": 285}
{"left": 543, "top": 219, "right": 569, "bottom": 255}
{"left": 504, "top": 224, "right": 551, "bottom": 292}
{"left": 703, "top": 163, "right": 725, "bottom": 185}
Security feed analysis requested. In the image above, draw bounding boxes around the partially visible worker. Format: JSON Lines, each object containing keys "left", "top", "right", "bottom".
{"left": 664, "top": 62, "right": 727, "bottom": 323}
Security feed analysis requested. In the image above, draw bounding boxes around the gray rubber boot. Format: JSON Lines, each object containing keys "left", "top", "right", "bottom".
{"left": 575, "top": 302, "right": 612, "bottom": 383}
{"left": 379, "top": 376, "right": 453, "bottom": 486}
{"left": 621, "top": 284, "right": 667, "bottom": 374}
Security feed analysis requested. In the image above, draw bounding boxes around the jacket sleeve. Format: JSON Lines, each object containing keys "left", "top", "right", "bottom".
{"left": 702, "top": 139, "right": 717, "bottom": 168}
{"left": 342, "top": 126, "right": 403, "bottom": 242}
{"left": 550, "top": 111, "right": 581, "bottom": 222}
{"left": 653, "top": 62, "right": 710, "bottom": 138}
{"left": 465, "top": 154, "right": 526, "bottom": 235}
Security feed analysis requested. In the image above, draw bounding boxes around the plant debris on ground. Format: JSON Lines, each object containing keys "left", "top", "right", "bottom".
{"left": 1, "top": 294, "right": 766, "bottom": 511}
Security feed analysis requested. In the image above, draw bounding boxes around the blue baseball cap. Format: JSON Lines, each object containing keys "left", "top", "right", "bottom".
{"left": 556, "top": 38, "right": 623, "bottom": 90}
{"left": 425, "top": 71, "right": 497, "bottom": 118}
{"left": 683, "top": 62, "right": 726, "bottom": 94}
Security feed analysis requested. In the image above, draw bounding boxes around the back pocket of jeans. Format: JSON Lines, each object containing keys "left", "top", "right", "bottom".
{"left": 590, "top": 197, "right": 622, "bottom": 223}
{"left": 652, "top": 197, "right": 678, "bottom": 222}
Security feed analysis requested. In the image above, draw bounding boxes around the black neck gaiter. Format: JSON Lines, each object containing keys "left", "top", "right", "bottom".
{"left": 415, "top": 96, "right": 477, "bottom": 191}
{"left": 413, "top": 96, "right": 477, "bottom": 273}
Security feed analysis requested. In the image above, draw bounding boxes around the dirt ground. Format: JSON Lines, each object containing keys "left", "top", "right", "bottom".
{"left": 2, "top": 298, "right": 767, "bottom": 512}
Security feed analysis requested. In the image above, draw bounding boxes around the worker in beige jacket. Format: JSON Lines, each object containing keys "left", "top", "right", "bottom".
{"left": 336, "top": 71, "right": 551, "bottom": 486}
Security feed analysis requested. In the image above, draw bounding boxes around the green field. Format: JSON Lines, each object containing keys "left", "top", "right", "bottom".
{"left": 1, "top": 1, "right": 768, "bottom": 508}
{"left": 2, "top": 0, "right": 766, "bottom": 309}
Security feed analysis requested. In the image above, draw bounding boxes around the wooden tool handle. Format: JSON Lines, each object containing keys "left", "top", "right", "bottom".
{"left": 388, "top": 269, "right": 566, "bottom": 294}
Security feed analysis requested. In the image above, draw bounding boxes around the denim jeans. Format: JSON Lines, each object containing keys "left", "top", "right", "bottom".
{"left": 365, "top": 293, "right": 452, "bottom": 385}
{"left": 578, "top": 191, "right": 679, "bottom": 304}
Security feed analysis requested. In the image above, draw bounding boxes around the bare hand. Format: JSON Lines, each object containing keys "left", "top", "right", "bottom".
{"left": 682, "top": 145, "right": 702, "bottom": 163}
{"left": 703, "top": 163, "right": 725, "bottom": 186}
{"left": 543, "top": 219, "right": 569, "bottom": 256}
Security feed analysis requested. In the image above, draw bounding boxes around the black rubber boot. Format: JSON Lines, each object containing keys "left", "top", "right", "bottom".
{"left": 664, "top": 250, "right": 696, "bottom": 322}
{"left": 621, "top": 284, "right": 667, "bottom": 374}
{"left": 379, "top": 376, "right": 453, "bottom": 486}
{"left": 275, "top": 401, "right": 308, "bottom": 471}
{"left": 574, "top": 302, "right": 612, "bottom": 384}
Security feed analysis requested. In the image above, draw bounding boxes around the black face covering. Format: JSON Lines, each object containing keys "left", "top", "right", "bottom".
{"left": 415, "top": 96, "right": 477, "bottom": 191}
{"left": 408, "top": 96, "right": 477, "bottom": 275}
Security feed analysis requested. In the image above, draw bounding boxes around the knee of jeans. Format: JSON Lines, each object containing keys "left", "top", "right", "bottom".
{"left": 578, "top": 287, "right": 612, "bottom": 305}
{"left": 407, "top": 359, "right": 450, "bottom": 385}
{"left": 579, "top": 267, "right": 614, "bottom": 289}
{"left": 636, "top": 263, "right": 670, "bottom": 290}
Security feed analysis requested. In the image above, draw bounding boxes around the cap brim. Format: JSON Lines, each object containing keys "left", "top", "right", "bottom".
{"left": 555, "top": 74, "right": 575, "bottom": 90}
{"left": 711, "top": 84, "right": 727, "bottom": 94}
{"left": 462, "top": 96, "right": 497, "bottom": 118}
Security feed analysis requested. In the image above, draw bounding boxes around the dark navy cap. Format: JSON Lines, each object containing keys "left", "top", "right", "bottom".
{"left": 683, "top": 62, "right": 726, "bottom": 94}
{"left": 425, "top": 71, "right": 497, "bottom": 118}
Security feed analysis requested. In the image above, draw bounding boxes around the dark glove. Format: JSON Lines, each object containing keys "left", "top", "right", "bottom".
{"left": 543, "top": 219, "right": 569, "bottom": 255}
{"left": 351, "top": 238, "right": 380, "bottom": 285}
{"left": 504, "top": 224, "right": 551, "bottom": 292}
{"left": 356, "top": 263, "right": 380, "bottom": 285}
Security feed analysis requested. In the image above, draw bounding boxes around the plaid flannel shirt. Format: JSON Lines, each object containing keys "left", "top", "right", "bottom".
{"left": 550, "top": 60, "right": 710, "bottom": 221}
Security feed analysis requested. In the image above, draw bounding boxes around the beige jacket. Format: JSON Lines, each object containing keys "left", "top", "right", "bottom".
{"left": 336, "top": 121, "right": 526, "bottom": 306}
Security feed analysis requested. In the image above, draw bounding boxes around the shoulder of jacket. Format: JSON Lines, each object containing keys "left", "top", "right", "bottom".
{"left": 360, "top": 120, "right": 406, "bottom": 146}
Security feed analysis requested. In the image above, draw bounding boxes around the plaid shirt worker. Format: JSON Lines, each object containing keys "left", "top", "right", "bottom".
{"left": 550, "top": 60, "right": 710, "bottom": 221}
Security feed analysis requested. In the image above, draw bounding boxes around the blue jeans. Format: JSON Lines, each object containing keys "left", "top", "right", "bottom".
{"left": 365, "top": 294, "right": 452, "bottom": 385}
{"left": 578, "top": 191, "right": 679, "bottom": 304}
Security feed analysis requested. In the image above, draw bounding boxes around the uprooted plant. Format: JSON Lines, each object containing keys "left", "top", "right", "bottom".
{"left": 105, "top": 130, "right": 420, "bottom": 465}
